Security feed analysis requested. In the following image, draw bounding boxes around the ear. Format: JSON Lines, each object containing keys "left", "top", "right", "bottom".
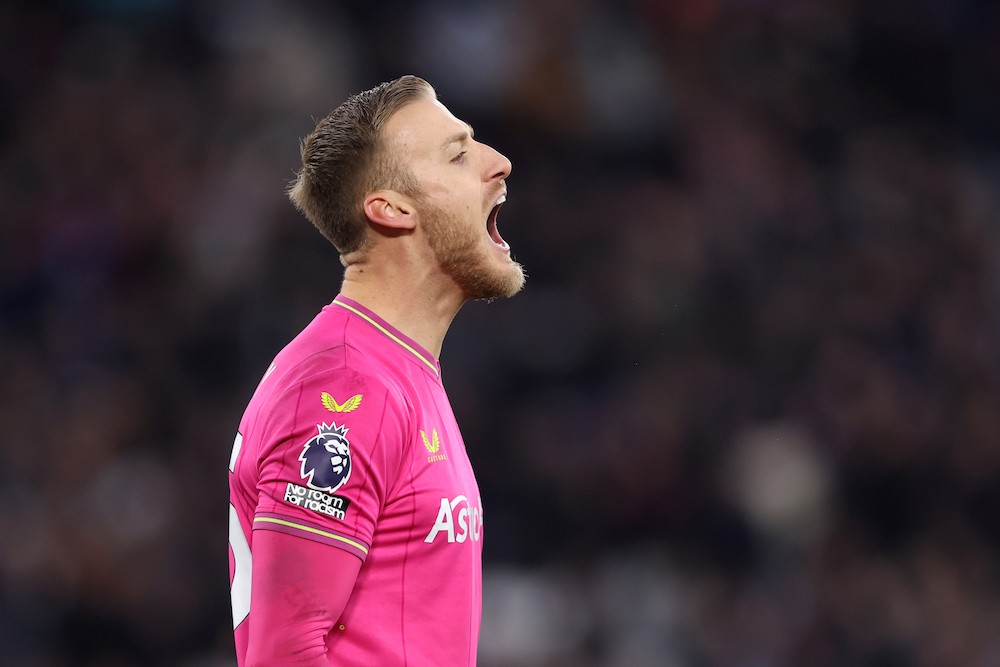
{"left": 363, "top": 190, "right": 416, "bottom": 231}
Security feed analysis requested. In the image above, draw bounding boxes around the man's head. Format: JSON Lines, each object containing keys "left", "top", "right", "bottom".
{"left": 289, "top": 75, "right": 525, "bottom": 300}
{"left": 288, "top": 75, "right": 432, "bottom": 255}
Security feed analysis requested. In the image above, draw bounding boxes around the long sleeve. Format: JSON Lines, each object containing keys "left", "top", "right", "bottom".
{"left": 245, "top": 530, "right": 363, "bottom": 667}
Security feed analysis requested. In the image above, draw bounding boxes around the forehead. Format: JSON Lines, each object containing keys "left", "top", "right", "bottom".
{"left": 383, "top": 98, "right": 469, "bottom": 157}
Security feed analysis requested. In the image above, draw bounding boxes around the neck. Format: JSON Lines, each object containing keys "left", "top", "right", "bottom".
{"left": 339, "top": 254, "right": 465, "bottom": 360}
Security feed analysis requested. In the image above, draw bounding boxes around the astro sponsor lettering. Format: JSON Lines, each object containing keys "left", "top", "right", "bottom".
{"left": 284, "top": 482, "right": 352, "bottom": 520}
{"left": 424, "top": 495, "right": 483, "bottom": 544}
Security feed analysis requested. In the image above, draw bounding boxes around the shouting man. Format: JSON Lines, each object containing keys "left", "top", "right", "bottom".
{"left": 227, "top": 75, "right": 525, "bottom": 666}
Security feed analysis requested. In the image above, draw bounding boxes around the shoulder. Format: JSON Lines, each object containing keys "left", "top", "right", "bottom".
{"left": 266, "top": 306, "right": 405, "bottom": 403}
{"left": 265, "top": 352, "right": 409, "bottom": 425}
{"left": 242, "top": 304, "right": 416, "bottom": 442}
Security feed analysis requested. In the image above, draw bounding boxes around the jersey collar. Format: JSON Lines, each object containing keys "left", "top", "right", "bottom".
{"left": 331, "top": 295, "right": 441, "bottom": 379}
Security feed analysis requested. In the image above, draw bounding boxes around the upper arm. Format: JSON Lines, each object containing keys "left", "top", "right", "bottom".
{"left": 240, "top": 366, "right": 408, "bottom": 664}
{"left": 246, "top": 529, "right": 363, "bottom": 666}
{"left": 252, "top": 368, "right": 409, "bottom": 556}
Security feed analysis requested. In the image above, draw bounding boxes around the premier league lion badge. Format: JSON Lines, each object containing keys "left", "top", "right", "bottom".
{"left": 299, "top": 423, "right": 353, "bottom": 492}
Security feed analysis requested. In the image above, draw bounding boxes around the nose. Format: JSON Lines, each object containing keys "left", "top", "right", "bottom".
{"left": 482, "top": 143, "right": 512, "bottom": 182}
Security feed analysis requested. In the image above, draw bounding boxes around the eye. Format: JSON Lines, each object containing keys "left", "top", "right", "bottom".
{"left": 451, "top": 150, "right": 467, "bottom": 164}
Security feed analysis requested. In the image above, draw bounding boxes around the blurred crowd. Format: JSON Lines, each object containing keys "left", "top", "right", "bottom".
{"left": 2, "top": 0, "right": 1000, "bottom": 665}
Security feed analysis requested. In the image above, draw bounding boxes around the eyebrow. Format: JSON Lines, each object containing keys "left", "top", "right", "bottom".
{"left": 442, "top": 124, "right": 475, "bottom": 149}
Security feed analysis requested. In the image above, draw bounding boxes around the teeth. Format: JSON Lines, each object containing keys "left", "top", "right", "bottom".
{"left": 495, "top": 194, "right": 506, "bottom": 206}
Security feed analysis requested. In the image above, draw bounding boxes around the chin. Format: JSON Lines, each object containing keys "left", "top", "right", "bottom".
{"left": 462, "top": 261, "right": 526, "bottom": 301}
{"left": 426, "top": 218, "right": 526, "bottom": 300}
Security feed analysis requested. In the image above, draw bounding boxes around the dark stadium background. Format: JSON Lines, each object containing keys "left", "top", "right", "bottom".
{"left": 3, "top": 1, "right": 1000, "bottom": 665}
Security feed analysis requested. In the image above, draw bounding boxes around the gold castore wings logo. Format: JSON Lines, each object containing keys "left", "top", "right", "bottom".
{"left": 322, "top": 392, "right": 363, "bottom": 413}
{"left": 420, "top": 428, "right": 441, "bottom": 453}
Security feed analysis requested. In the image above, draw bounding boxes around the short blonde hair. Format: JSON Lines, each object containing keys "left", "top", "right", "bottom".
{"left": 288, "top": 75, "right": 433, "bottom": 254}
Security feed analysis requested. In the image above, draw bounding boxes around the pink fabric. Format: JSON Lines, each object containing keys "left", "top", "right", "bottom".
{"left": 245, "top": 530, "right": 361, "bottom": 666}
{"left": 230, "top": 295, "right": 484, "bottom": 666}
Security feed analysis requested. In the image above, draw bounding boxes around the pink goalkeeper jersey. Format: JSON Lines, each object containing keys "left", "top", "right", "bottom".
{"left": 228, "top": 295, "right": 484, "bottom": 666}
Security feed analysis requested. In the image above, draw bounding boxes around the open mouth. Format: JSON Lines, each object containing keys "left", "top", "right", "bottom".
{"left": 487, "top": 193, "right": 509, "bottom": 251}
